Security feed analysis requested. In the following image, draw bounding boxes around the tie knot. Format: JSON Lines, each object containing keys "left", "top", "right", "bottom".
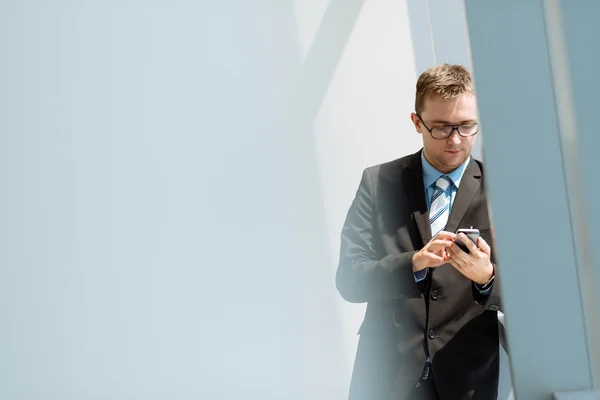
{"left": 435, "top": 176, "right": 452, "bottom": 191}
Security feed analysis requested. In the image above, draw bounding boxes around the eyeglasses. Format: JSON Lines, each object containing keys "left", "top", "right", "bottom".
{"left": 416, "top": 114, "right": 479, "bottom": 140}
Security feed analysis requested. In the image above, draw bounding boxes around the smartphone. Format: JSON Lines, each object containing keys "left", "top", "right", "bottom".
{"left": 455, "top": 228, "right": 480, "bottom": 253}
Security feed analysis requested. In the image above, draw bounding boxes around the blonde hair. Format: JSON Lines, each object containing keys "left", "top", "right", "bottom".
{"left": 415, "top": 64, "right": 473, "bottom": 114}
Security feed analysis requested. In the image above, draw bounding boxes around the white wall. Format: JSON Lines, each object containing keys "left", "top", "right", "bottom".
{"left": 0, "top": 2, "right": 351, "bottom": 399}
{"left": 294, "top": 0, "right": 420, "bottom": 382}
{"left": 1, "top": 1, "right": 501, "bottom": 399}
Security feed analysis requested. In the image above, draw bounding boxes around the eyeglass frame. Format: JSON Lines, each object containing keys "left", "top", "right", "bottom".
{"left": 415, "top": 114, "right": 480, "bottom": 140}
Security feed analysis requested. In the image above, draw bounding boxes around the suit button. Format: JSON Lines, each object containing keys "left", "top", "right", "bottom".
{"left": 430, "top": 291, "right": 439, "bottom": 301}
{"left": 428, "top": 329, "right": 436, "bottom": 339}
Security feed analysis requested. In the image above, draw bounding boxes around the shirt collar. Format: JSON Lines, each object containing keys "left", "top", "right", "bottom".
{"left": 421, "top": 150, "right": 470, "bottom": 189}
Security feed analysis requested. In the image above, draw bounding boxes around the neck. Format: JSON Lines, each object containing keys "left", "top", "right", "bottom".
{"left": 422, "top": 150, "right": 462, "bottom": 174}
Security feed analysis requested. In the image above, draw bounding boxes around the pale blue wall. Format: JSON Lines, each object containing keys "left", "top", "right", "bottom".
{"left": 465, "top": 0, "right": 598, "bottom": 398}
{"left": 0, "top": 2, "right": 346, "bottom": 399}
{"left": 557, "top": 0, "right": 600, "bottom": 391}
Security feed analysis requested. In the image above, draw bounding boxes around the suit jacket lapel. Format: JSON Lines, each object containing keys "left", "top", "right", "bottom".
{"left": 403, "top": 151, "right": 431, "bottom": 247}
{"left": 445, "top": 158, "right": 482, "bottom": 233}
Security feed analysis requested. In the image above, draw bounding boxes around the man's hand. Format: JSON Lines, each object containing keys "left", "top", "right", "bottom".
{"left": 448, "top": 233, "right": 494, "bottom": 285}
{"left": 412, "top": 231, "right": 456, "bottom": 273}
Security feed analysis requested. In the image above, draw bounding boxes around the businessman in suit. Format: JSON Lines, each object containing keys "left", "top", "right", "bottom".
{"left": 336, "top": 64, "right": 502, "bottom": 400}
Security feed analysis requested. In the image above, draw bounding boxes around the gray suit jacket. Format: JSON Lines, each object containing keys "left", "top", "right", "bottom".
{"left": 337, "top": 150, "right": 502, "bottom": 400}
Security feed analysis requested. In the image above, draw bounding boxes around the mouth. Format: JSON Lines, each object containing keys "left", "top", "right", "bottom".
{"left": 445, "top": 149, "right": 461, "bottom": 154}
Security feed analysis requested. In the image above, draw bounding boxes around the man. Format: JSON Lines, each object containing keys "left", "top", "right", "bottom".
{"left": 336, "top": 64, "right": 502, "bottom": 400}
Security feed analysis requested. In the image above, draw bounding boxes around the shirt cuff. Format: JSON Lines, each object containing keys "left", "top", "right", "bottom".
{"left": 413, "top": 268, "right": 428, "bottom": 283}
{"left": 474, "top": 279, "right": 494, "bottom": 295}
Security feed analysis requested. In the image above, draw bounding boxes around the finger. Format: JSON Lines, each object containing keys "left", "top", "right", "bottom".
{"left": 448, "top": 248, "right": 466, "bottom": 264}
{"left": 459, "top": 233, "right": 479, "bottom": 254}
{"left": 477, "top": 236, "right": 491, "bottom": 255}
{"left": 449, "top": 243, "right": 470, "bottom": 262}
{"left": 427, "top": 240, "right": 455, "bottom": 251}
{"left": 447, "top": 245, "right": 456, "bottom": 258}
{"left": 434, "top": 231, "right": 456, "bottom": 241}
{"left": 449, "top": 258, "right": 475, "bottom": 281}
{"left": 429, "top": 261, "right": 447, "bottom": 268}
{"left": 423, "top": 253, "right": 447, "bottom": 268}
{"left": 441, "top": 248, "right": 450, "bottom": 260}
{"left": 434, "top": 247, "right": 445, "bottom": 260}
{"left": 422, "top": 252, "right": 444, "bottom": 263}
{"left": 430, "top": 252, "right": 451, "bottom": 267}
{"left": 447, "top": 258, "right": 463, "bottom": 270}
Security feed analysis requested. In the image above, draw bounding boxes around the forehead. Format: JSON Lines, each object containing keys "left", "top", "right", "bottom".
{"left": 421, "top": 94, "right": 478, "bottom": 122}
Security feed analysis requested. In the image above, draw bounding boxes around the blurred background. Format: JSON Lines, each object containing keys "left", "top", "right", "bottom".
{"left": 1, "top": 1, "right": 599, "bottom": 399}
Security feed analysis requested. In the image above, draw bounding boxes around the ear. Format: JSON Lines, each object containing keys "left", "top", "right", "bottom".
{"left": 410, "top": 113, "right": 423, "bottom": 134}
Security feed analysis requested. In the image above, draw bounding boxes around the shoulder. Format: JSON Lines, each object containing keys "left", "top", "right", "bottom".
{"left": 363, "top": 151, "right": 419, "bottom": 180}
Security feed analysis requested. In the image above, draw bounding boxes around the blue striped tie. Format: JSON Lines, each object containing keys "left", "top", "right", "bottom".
{"left": 429, "top": 176, "right": 452, "bottom": 237}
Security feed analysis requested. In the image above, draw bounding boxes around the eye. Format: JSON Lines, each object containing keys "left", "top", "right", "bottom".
{"left": 433, "top": 126, "right": 453, "bottom": 133}
{"left": 459, "top": 123, "right": 478, "bottom": 132}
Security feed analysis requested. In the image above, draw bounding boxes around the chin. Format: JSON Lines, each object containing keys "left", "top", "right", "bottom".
{"left": 444, "top": 152, "right": 464, "bottom": 161}
{"left": 441, "top": 153, "right": 467, "bottom": 169}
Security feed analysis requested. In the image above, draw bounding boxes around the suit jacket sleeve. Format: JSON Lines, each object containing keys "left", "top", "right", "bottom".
{"left": 336, "top": 168, "right": 421, "bottom": 303}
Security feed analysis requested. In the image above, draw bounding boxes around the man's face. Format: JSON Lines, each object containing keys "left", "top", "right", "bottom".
{"left": 411, "top": 94, "right": 478, "bottom": 173}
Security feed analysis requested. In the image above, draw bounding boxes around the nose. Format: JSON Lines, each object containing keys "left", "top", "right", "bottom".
{"left": 448, "top": 128, "right": 462, "bottom": 144}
